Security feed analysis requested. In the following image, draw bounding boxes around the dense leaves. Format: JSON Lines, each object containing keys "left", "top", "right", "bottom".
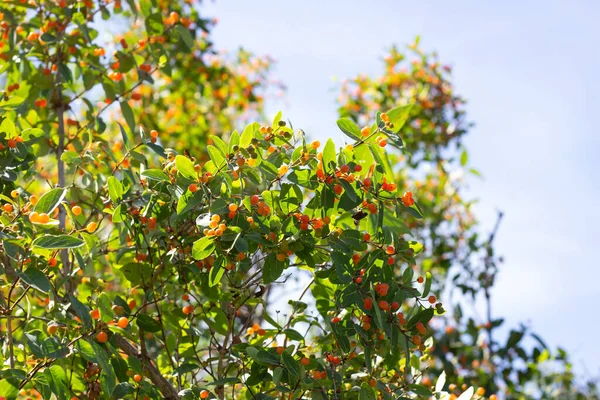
{"left": 0, "top": 2, "right": 595, "bottom": 400}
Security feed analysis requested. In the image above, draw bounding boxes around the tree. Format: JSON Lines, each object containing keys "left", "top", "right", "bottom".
{"left": 0, "top": 2, "right": 595, "bottom": 400}
{"left": 338, "top": 39, "right": 599, "bottom": 399}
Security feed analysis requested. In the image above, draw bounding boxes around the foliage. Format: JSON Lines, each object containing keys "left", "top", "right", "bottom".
{"left": 338, "top": 38, "right": 598, "bottom": 399}
{"left": 0, "top": 2, "right": 595, "bottom": 400}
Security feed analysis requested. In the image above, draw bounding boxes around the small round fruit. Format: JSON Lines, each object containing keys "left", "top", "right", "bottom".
{"left": 301, "top": 357, "right": 310, "bottom": 366}
{"left": 200, "top": 390, "right": 209, "bottom": 399}
{"left": 182, "top": 305, "right": 194, "bottom": 315}
{"left": 117, "top": 317, "right": 129, "bottom": 329}
{"left": 133, "top": 374, "right": 142, "bottom": 383}
{"left": 47, "top": 323, "right": 58, "bottom": 335}
{"left": 96, "top": 331, "right": 108, "bottom": 343}
{"left": 90, "top": 309, "right": 100, "bottom": 320}
{"left": 71, "top": 205, "right": 82, "bottom": 216}
{"left": 86, "top": 221, "right": 98, "bottom": 233}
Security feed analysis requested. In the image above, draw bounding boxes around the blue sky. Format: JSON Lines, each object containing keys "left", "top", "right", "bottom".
{"left": 202, "top": 0, "right": 600, "bottom": 376}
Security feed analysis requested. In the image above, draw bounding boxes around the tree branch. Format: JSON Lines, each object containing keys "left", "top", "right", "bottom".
{"left": 113, "top": 334, "right": 180, "bottom": 400}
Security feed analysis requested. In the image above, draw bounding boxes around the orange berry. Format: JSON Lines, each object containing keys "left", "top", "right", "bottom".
{"left": 133, "top": 374, "right": 142, "bottom": 383}
{"left": 311, "top": 140, "right": 320, "bottom": 149}
{"left": 369, "top": 378, "right": 377, "bottom": 387}
{"left": 428, "top": 295, "right": 436, "bottom": 304}
{"left": 378, "top": 300, "right": 389, "bottom": 311}
{"left": 86, "top": 221, "right": 98, "bottom": 233}
{"left": 117, "top": 317, "right": 129, "bottom": 329}
{"left": 250, "top": 195, "right": 260, "bottom": 205}
{"left": 29, "top": 195, "right": 38, "bottom": 205}
{"left": 228, "top": 203, "right": 238, "bottom": 212}
{"left": 71, "top": 205, "right": 82, "bottom": 216}
{"left": 415, "top": 322, "right": 426, "bottom": 335}
{"left": 301, "top": 357, "right": 310, "bottom": 366}
{"left": 47, "top": 323, "right": 58, "bottom": 335}
{"left": 182, "top": 294, "right": 190, "bottom": 301}
{"left": 189, "top": 184, "right": 199, "bottom": 193}
{"left": 476, "top": 387, "right": 485, "bottom": 396}
{"left": 150, "top": 129, "right": 158, "bottom": 138}
{"left": 378, "top": 139, "right": 387, "bottom": 147}
{"left": 417, "top": 276, "right": 424, "bottom": 283}
{"left": 276, "top": 253, "right": 286, "bottom": 262}
{"left": 2, "top": 203, "right": 13, "bottom": 213}
{"left": 96, "top": 331, "right": 108, "bottom": 343}
{"left": 48, "top": 257, "right": 57, "bottom": 267}
{"left": 90, "top": 309, "right": 100, "bottom": 320}
{"left": 363, "top": 297, "right": 373, "bottom": 310}
{"left": 200, "top": 390, "right": 209, "bottom": 399}
{"left": 361, "top": 126, "right": 370, "bottom": 137}
{"left": 385, "top": 245, "right": 395, "bottom": 255}
{"left": 276, "top": 346, "right": 285, "bottom": 355}
{"left": 182, "top": 305, "right": 194, "bottom": 315}
{"left": 10, "top": 190, "right": 19, "bottom": 198}
{"left": 38, "top": 213, "right": 50, "bottom": 223}
{"left": 391, "top": 301, "right": 400, "bottom": 311}
{"left": 412, "top": 335, "right": 421, "bottom": 346}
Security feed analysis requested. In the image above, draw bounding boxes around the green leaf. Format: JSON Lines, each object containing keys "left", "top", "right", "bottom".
{"left": 34, "top": 188, "right": 66, "bottom": 214}
{"left": 422, "top": 272, "right": 432, "bottom": 297}
{"left": 322, "top": 138, "right": 336, "bottom": 173}
{"left": 240, "top": 122, "right": 258, "bottom": 148}
{"left": 0, "top": 379, "right": 19, "bottom": 400}
{"left": 120, "top": 101, "right": 136, "bottom": 134}
{"left": 33, "top": 235, "right": 84, "bottom": 249}
{"left": 176, "top": 25, "right": 195, "bottom": 50}
{"left": 256, "top": 350, "right": 279, "bottom": 365}
{"left": 336, "top": 118, "right": 361, "bottom": 140}
{"left": 208, "top": 264, "right": 224, "bottom": 287}
{"left": 18, "top": 267, "right": 51, "bottom": 293}
{"left": 42, "top": 337, "right": 69, "bottom": 358}
{"left": 410, "top": 384, "right": 432, "bottom": 397}
{"left": 69, "top": 293, "right": 92, "bottom": 329}
{"left": 175, "top": 155, "right": 197, "bottom": 180}
{"left": 283, "top": 329, "right": 303, "bottom": 341}
{"left": 0, "top": 96, "right": 25, "bottom": 109}
{"left": 207, "top": 145, "right": 226, "bottom": 169}
{"left": 460, "top": 149, "right": 468, "bottom": 166}
{"left": 145, "top": 13, "right": 164, "bottom": 35}
{"left": 45, "top": 365, "right": 68, "bottom": 399}
{"left": 136, "top": 314, "right": 162, "bottom": 332}
{"left": 117, "top": 122, "right": 132, "bottom": 149}
{"left": 281, "top": 352, "right": 299, "bottom": 379}
{"left": 107, "top": 176, "right": 124, "bottom": 202}
{"left": 385, "top": 105, "right": 411, "bottom": 133}
{"left": 75, "top": 339, "right": 97, "bottom": 363}
{"left": 272, "top": 366, "right": 283, "bottom": 385}
{"left": 359, "top": 382, "right": 376, "bottom": 400}
{"left": 141, "top": 169, "right": 169, "bottom": 182}
{"left": 192, "top": 237, "right": 216, "bottom": 260}
{"left": 113, "top": 382, "right": 135, "bottom": 398}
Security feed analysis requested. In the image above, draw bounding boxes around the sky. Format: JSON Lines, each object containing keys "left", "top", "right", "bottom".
{"left": 201, "top": 0, "right": 600, "bottom": 378}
